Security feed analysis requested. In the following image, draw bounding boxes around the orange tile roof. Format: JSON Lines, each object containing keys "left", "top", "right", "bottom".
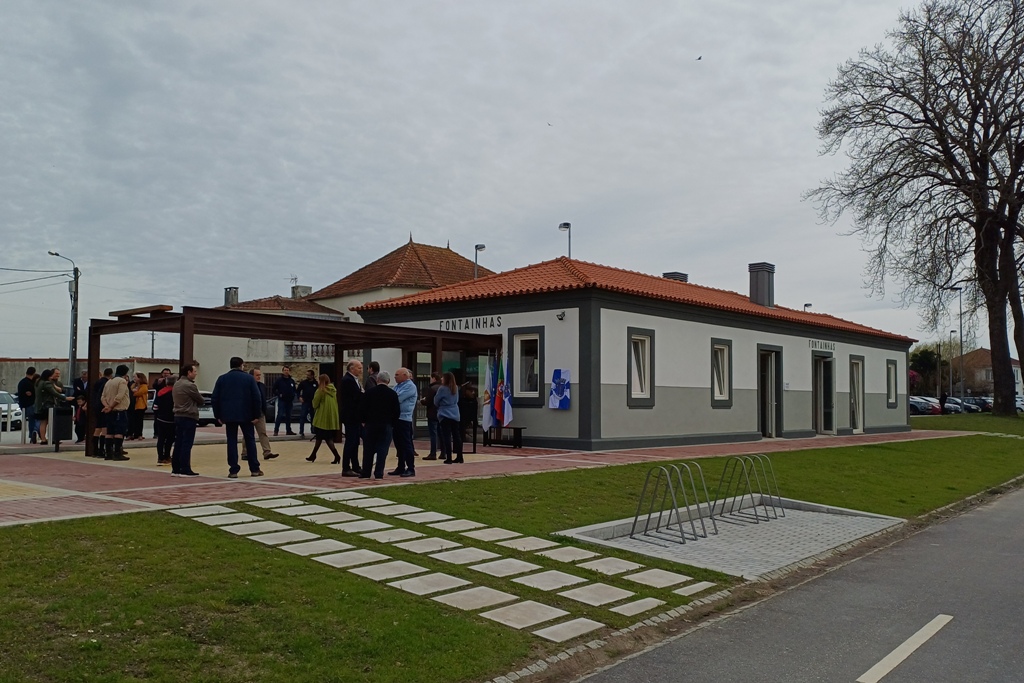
{"left": 220, "top": 295, "right": 342, "bottom": 315}
{"left": 357, "top": 257, "right": 915, "bottom": 343}
{"left": 308, "top": 240, "right": 495, "bottom": 300}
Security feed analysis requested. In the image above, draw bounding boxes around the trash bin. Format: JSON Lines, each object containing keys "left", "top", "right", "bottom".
{"left": 49, "top": 405, "right": 74, "bottom": 448}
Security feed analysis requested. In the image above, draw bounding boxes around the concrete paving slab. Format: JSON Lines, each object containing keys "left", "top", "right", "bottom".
{"left": 246, "top": 498, "right": 308, "bottom": 508}
{"left": 623, "top": 568, "right": 692, "bottom": 588}
{"left": 221, "top": 521, "right": 291, "bottom": 535}
{"left": 365, "top": 504, "right": 422, "bottom": 516}
{"left": 497, "top": 536, "right": 560, "bottom": 552}
{"left": 169, "top": 505, "right": 235, "bottom": 517}
{"left": 249, "top": 529, "right": 320, "bottom": 545}
{"left": 480, "top": 601, "right": 569, "bottom": 630}
{"left": 273, "top": 504, "right": 334, "bottom": 516}
{"left": 609, "top": 597, "right": 666, "bottom": 616}
{"left": 339, "top": 497, "right": 395, "bottom": 508}
{"left": 428, "top": 519, "right": 486, "bottom": 532}
{"left": 313, "top": 549, "right": 391, "bottom": 568}
{"left": 195, "top": 512, "right": 262, "bottom": 526}
{"left": 469, "top": 558, "right": 543, "bottom": 578}
{"left": 360, "top": 528, "right": 425, "bottom": 543}
{"left": 328, "top": 519, "right": 392, "bottom": 533}
{"left": 461, "top": 527, "right": 522, "bottom": 542}
{"left": 557, "top": 583, "right": 635, "bottom": 606}
{"left": 532, "top": 618, "right": 605, "bottom": 643}
{"left": 433, "top": 586, "right": 518, "bottom": 611}
{"left": 387, "top": 572, "right": 471, "bottom": 596}
{"left": 349, "top": 560, "right": 429, "bottom": 581}
{"left": 577, "top": 557, "right": 644, "bottom": 575}
{"left": 280, "top": 538, "right": 354, "bottom": 556}
{"left": 394, "top": 537, "right": 463, "bottom": 554}
{"left": 536, "top": 547, "right": 601, "bottom": 563}
{"left": 429, "top": 547, "right": 501, "bottom": 565}
{"left": 672, "top": 580, "right": 717, "bottom": 597}
{"left": 300, "top": 511, "right": 363, "bottom": 524}
{"left": 318, "top": 491, "right": 368, "bottom": 501}
{"left": 512, "top": 570, "right": 588, "bottom": 591}
{"left": 396, "top": 511, "right": 454, "bottom": 524}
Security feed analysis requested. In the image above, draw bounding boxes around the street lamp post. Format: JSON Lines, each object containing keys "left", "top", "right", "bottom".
{"left": 558, "top": 222, "right": 571, "bottom": 259}
{"left": 803, "top": 303, "right": 812, "bottom": 312}
{"left": 949, "top": 329, "right": 956, "bottom": 397}
{"left": 474, "top": 244, "right": 486, "bottom": 279}
{"left": 48, "top": 251, "right": 79, "bottom": 382}
{"left": 951, "top": 287, "right": 964, "bottom": 400}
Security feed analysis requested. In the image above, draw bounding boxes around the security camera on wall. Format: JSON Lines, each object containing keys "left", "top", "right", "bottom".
{"left": 556, "top": 311, "right": 566, "bottom": 321}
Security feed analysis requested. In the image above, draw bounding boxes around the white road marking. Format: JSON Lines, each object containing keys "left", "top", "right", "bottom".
{"left": 856, "top": 614, "right": 953, "bottom": 683}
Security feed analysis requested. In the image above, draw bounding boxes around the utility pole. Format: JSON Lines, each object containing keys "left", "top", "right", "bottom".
{"left": 151, "top": 331, "right": 156, "bottom": 358}
{"left": 49, "top": 252, "right": 79, "bottom": 381}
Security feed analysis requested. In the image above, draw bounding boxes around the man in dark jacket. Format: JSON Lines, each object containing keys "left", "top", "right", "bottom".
{"left": 73, "top": 371, "right": 88, "bottom": 399}
{"left": 297, "top": 369, "right": 318, "bottom": 438}
{"left": 212, "top": 357, "right": 264, "bottom": 478}
{"left": 339, "top": 359, "right": 364, "bottom": 474}
{"left": 16, "top": 366, "right": 36, "bottom": 444}
{"left": 359, "top": 371, "right": 399, "bottom": 480}
{"left": 421, "top": 371, "right": 442, "bottom": 460}
{"left": 272, "top": 366, "right": 297, "bottom": 436}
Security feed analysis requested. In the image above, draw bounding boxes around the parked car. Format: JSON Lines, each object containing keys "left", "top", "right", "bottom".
{"left": 198, "top": 391, "right": 217, "bottom": 427}
{"left": 962, "top": 396, "right": 992, "bottom": 412}
{"left": 0, "top": 391, "right": 24, "bottom": 431}
{"left": 145, "top": 388, "right": 156, "bottom": 415}
{"left": 911, "top": 396, "right": 943, "bottom": 415}
{"left": 946, "top": 397, "right": 980, "bottom": 413}
{"left": 264, "top": 396, "right": 305, "bottom": 424}
{"left": 908, "top": 396, "right": 935, "bottom": 415}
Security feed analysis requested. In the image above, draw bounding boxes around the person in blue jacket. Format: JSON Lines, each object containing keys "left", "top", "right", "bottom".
{"left": 212, "top": 357, "right": 265, "bottom": 478}
{"left": 434, "top": 371, "right": 463, "bottom": 464}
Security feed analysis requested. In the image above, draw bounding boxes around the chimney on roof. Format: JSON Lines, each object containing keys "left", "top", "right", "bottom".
{"left": 662, "top": 271, "right": 688, "bottom": 283}
{"left": 224, "top": 287, "right": 239, "bottom": 307}
{"left": 748, "top": 262, "right": 775, "bottom": 307}
{"left": 291, "top": 285, "right": 312, "bottom": 299}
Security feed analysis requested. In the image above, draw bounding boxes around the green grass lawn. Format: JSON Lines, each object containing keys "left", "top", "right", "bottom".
{"left": 911, "top": 412, "right": 1024, "bottom": 435}
{"left": 2, "top": 434, "right": 1023, "bottom": 683}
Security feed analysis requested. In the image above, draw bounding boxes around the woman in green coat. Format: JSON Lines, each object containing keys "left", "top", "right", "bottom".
{"left": 307, "top": 374, "right": 342, "bottom": 464}
{"left": 34, "top": 368, "right": 66, "bottom": 445}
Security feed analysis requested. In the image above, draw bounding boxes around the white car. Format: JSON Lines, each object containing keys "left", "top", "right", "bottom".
{"left": 0, "top": 391, "right": 25, "bottom": 431}
{"left": 198, "top": 391, "right": 217, "bottom": 427}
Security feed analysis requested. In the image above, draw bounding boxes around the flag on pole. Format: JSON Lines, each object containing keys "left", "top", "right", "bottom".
{"left": 494, "top": 356, "right": 506, "bottom": 426}
{"left": 501, "top": 355, "right": 514, "bottom": 426}
{"left": 548, "top": 369, "right": 571, "bottom": 409}
{"left": 481, "top": 357, "right": 495, "bottom": 431}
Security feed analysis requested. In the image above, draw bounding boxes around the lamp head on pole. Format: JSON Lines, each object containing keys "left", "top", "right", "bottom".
{"left": 475, "top": 244, "right": 486, "bottom": 253}
{"left": 558, "top": 222, "right": 571, "bottom": 232}
{"left": 803, "top": 303, "right": 812, "bottom": 312}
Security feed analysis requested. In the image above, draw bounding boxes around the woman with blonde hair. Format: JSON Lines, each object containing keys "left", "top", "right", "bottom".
{"left": 307, "top": 374, "right": 342, "bottom": 463}
{"left": 433, "top": 371, "right": 463, "bottom": 464}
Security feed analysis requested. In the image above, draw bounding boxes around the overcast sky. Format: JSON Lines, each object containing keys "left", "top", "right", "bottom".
{"left": 2, "top": 0, "right": 969, "bottom": 361}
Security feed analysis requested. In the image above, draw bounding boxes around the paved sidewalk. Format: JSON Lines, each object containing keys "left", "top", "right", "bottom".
{"left": 0, "top": 430, "right": 970, "bottom": 526}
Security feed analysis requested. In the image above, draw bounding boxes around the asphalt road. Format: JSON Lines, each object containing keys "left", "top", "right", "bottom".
{"left": 584, "top": 488, "right": 1024, "bottom": 683}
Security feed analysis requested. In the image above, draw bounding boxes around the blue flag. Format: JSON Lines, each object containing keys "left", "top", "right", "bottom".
{"left": 548, "top": 369, "right": 571, "bottom": 410}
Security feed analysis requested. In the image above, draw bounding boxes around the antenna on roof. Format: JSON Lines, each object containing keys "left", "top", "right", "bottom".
{"left": 447, "top": 240, "right": 450, "bottom": 248}
{"left": 409, "top": 232, "right": 413, "bottom": 243}
{"left": 288, "top": 274, "right": 298, "bottom": 286}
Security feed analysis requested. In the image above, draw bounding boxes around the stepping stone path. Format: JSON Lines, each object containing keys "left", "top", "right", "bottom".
{"left": 171, "top": 494, "right": 721, "bottom": 645}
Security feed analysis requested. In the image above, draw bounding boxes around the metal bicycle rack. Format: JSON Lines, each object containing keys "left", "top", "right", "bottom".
{"left": 710, "top": 454, "right": 785, "bottom": 523}
{"left": 629, "top": 462, "right": 717, "bottom": 545}
{"left": 630, "top": 454, "right": 783, "bottom": 546}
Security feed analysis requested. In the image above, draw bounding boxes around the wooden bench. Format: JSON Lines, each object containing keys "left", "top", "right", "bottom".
{"left": 483, "top": 426, "right": 526, "bottom": 449}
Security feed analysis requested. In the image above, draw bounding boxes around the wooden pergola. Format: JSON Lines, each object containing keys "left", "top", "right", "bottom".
{"left": 84, "top": 305, "right": 501, "bottom": 457}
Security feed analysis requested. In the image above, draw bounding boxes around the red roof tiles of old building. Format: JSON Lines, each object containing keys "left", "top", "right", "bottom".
{"left": 357, "top": 256, "right": 914, "bottom": 343}
{"left": 220, "top": 295, "right": 341, "bottom": 315}
{"left": 308, "top": 240, "right": 495, "bottom": 301}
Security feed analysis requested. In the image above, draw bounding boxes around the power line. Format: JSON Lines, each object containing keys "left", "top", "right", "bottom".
{"left": 0, "top": 267, "right": 69, "bottom": 273}
{"left": 0, "top": 274, "right": 68, "bottom": 286}
{"left": 0, "top": 281, "right": 68, "bottom": 296}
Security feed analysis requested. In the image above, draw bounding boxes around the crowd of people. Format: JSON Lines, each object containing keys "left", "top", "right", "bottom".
{"left": 14, "top": 358, "right": 477, "bottom": 481}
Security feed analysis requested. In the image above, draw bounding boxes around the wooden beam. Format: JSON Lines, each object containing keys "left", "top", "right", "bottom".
{"left": 109, "top": 305, "right": 174, "bottom": 319}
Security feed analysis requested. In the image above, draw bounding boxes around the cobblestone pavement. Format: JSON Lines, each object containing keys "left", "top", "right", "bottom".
{"left": 0, "top": 430, "right": 969, "bottom": 526}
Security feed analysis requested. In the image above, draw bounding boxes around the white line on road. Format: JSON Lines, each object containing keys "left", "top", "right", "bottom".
{"left": 856, "top": 614, "right": 954, "bottom": 683}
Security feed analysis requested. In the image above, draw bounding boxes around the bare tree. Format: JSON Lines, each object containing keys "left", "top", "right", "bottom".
{"left": 808, "top": 0, "right": 1024, "bottom": 416}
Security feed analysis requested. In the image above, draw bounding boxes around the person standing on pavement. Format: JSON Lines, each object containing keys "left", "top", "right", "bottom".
{"left": 73, "top": 370, "right": 88, "bottom": 399}
{"left": 90, "top": 368, "right": 112, "bottom": 457}
{"left": 152, "top": 368, "right": 171, "bottom": 438}
{"left": 307, "top": 374, "right": 343, "bottom": 464}
{"left": 391, "top": 367, "right": 418, "bottom": 478}
{"left": 128, "top": 372, "right": 148, "bottom": 440}
{"left": 435, "top": 371, "right": 463, "bottom": 464}
{"left": 16, "top": 366, "right": 36, "bottom": 444}
{"left": 297, "top": 369, "right": 318, "bottom": 438}
{"left": 171, "top": 364, "right": 203, "bottom": 476}
{"left": 364, "top": 361, "right": 380, "bottom": 391}
{"left": 242, "top": 368, "right": 279, "bottom": 462}
{"left": 340, "top": 359, "right": 364, "bottom": 475}
{"left": 272, "top": 365, "right": 297, "bottom": 436}
{"left": 153, "top": 374, "right": 176, "bottom": 465}
{"left": 211, "top": 357, "right": 264, "bottom": 478}
{"left": 100, "top": 365, "right": 132, "bottom": 461}
{"left": 360, "top": 371, "right": 399, "bottom": 480}
{"left": 421, "top": 371, "right": 442, "bottom": 460}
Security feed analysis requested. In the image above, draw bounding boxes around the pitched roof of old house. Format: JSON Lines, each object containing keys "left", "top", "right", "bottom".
{"left": 220, "top": 295, "right": 341, "bottom": 315}
{"left": 357, "top": 256, "right": 915, "bottom": 343}
{"left": 307, "top": 239, "right": 495, "bottom": 301}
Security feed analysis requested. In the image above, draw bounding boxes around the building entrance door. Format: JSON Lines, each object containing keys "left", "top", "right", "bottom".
{"left": 850, "top": 358, "right": 864, "bottom": 434}
{"left": 813, "top": 354, "right": 835, "bottom": 434}
{"left": 758, "top": 349, "right": 780, "bottom": 438}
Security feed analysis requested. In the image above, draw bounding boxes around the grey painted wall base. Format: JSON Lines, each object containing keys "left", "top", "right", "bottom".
{"left": 864, "top": 424, "right": 912, "bottom": 435}
{"left": 781, "top": 430, "right": 817, "bottom": 439}
{"left": 522, "top": 430, "right": 763, "bottom": 452}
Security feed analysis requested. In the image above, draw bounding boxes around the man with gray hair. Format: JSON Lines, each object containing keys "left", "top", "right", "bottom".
{"left": 391, "top": 367, "right": 418, "bottom": 478}
{"left": 360, "top": 370, "right": 399, "bottom": 480}
{"left": 339, "top": 359, "right": 364, "bottom": 476}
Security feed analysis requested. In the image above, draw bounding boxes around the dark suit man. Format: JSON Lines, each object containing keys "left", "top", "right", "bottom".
{"left": 211, "top": 357, "right": 264, "bottom": 478}
{"left": 73, "top": 371, "right": 88, "bottom": 399}
{"left": 339, "top": 359, "right": 364, "bottom": 475}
